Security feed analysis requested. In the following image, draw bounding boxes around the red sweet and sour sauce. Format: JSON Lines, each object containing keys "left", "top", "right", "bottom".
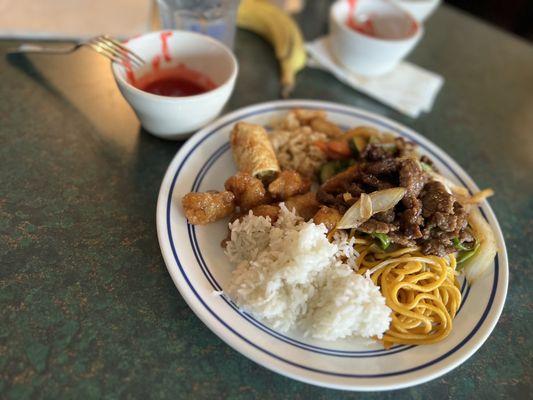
{"left": 134, "top": 63, "right": 217, "bottom": 97}
{"left": 141, "top": 76, "right": 210, "bottom": 97}
{"left": 124, "top": 31, "right": 217, "bottom": 97}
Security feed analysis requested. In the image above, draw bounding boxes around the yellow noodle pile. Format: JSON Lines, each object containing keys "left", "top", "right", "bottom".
{"left": 355, "top": 240, "right": 462, "bottom": 347}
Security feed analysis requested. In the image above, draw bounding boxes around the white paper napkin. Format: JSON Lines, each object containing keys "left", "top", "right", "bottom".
{"left": 0, "top": 0, "right": 152, "bottom": 40}
{"left": 306, "top": 37, "right": 444, "bottom": 118}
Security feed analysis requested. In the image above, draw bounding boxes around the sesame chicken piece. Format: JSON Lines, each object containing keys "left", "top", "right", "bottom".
{"left": 224, "top": 172, "right": 268, "bottom": 211}
{"left": 268, "top": 170, "right": 311, "bottom": 200}
{"left": 182, "top": 191, "right": 235, "bottom": 225}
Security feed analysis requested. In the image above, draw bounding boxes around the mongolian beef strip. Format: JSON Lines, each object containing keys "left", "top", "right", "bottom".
{"left": 316, "top": 165, "right": 361, "bottom": 209}
{"left": 316, "top": 138, "right": 474, "bottom": 256}
{"left": 419, "top": 181, "right": 470, "bottom": 256}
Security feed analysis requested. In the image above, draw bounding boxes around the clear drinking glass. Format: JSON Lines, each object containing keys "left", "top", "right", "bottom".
{"left": 157, "top": 0, "right": 240, "bottom": 49}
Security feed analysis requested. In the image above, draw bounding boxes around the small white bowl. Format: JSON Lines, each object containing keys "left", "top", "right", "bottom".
{"left": 112, "top": 31, "right": 238, "bottom": 140}
{"left": 329, "top": 0, "right": 423, "bottom": 77}
{"left": 392, "top": 0, "right": 441, "bottom": 22}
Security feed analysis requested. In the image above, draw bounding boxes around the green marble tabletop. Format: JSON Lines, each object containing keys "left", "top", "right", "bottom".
{"left": 1, "top": 2, "right": 532, "bottom": 399}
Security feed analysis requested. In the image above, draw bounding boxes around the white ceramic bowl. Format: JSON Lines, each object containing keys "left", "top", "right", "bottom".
{"left": 112, "top": 31, "right": 238, "bottom": 140}
{"left": 329, "top": 0, "right": 423, "bottom": 76}
{"left": 392, "top": 0, "right": 441, "bottom": 22}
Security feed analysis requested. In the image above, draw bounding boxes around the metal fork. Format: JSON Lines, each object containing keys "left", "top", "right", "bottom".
{"left": 9, "top": 35, "right": 145, "bottom": 68}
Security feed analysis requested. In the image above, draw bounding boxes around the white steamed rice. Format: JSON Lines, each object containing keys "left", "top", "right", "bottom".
{"left": 225, "top": 204, "right": 391, "bottom": 341}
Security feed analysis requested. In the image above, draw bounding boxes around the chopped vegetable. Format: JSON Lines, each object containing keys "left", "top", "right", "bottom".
{"left": 453, "top": 237, "right": 471, "bottom": 251}
{"left": 359, "top": 193, "right": 372, "bottom": 220}
{"left": 320, "top": 162, "right": 338, "bottom": 183}
{"left": 371, "top": 233, "right": 391, "bottom": 250}
{"left": 462, "top": 188, "right": 495, "bottom": 204}
{"left": 348, "top": 138, "right": 358, "bottom": 158}
{"left": 328, "top": 140, "right": 352, "bottom": 157}
{"left": 368, "top": 135, "right": 381, "bottom": 145}
{"left": 378, "top": 143, "right": 397, "bottom": 153}
{"left": 336, "top": 187, "right": 407, "bottom": 229}
{"left": 461, "top": 207, "right": 497, "bottom": 283}
{"left": 314, "top": 140, "right": 329, "bottom": 153}
{"left": 456, "top": 243, "right": 480, "bottom": 268}
{"left": 349, "top": 136, "right": 367, "bottom": 158}
{"left": 341, "top": 126, "right": 380, "bottom": 140}
{"left": 420, "top": 162, "right": 433, "bottom": 172}
{"left": 319, "top": 159, "right": 355, "bottom": 183}
{"left": 369, "top": 187, "right": 406, "bottom": 214}
{"left": 314, "top": 140, "right": 352, "bottom": 159}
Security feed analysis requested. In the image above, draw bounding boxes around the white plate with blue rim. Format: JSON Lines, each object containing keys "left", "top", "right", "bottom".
{"left": 156, "top": 100, "right": 508, "bottom": 391}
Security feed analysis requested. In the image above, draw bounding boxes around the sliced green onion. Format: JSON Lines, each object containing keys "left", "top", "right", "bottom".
{"left": 371, "top": 233, "right": 391, "bottom": 250}
{"left": 453, "top": 237, "right": 471, "bottom": 251}
{"left": 456, "top": 243, "right": 481, "bottom": 268}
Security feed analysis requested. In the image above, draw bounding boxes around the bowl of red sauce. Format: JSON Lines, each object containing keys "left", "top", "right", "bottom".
{"left": 112, "top": 30, "right": 238, "bottom": 140}
{"left": 329, "top": 0, "right": 422, "bottom": 76}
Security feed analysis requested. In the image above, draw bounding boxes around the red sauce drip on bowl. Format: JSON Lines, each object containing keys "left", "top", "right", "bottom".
{"left": 347, "top": 0, "right": 376, "bottom": 37}
{"left": 160, "top": 31, "right": 173, "bottom": 62}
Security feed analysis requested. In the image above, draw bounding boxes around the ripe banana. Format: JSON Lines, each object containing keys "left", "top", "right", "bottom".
{"left": 237, "top": 0, "right": 307, "bottom": 98}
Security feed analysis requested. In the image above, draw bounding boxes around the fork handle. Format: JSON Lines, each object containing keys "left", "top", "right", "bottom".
{"left": 8, "top": 43, "right": 78, "bottom": 55}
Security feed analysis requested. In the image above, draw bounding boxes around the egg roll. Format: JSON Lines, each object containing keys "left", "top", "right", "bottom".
{"left": 230, "top": 122, "right": 280, "bottom": 181}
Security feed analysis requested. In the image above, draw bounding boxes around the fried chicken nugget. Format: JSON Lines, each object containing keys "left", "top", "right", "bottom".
{"left": 224, "top": 172, "right": 267, "bottom": 211}
{"left": 284, "top": 192, "right": 320, "bottom": 221}
{"left": 313, "top": 206, "right": 342, "bottom": 232}
{"left": 182, "top": 191, "right": 235, "bottom": 225}
{"left": 268, "top": 170, "right": 311, "bottom": 200}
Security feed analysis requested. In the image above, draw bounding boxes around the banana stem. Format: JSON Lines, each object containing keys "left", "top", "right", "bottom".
{"left": 281, "top": 83, "right": 294, "bottom": 99}
{"left": 280, "top": 60, "right": 295, "bottom": 98}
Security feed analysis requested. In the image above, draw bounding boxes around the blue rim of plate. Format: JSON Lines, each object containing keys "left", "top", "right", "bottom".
{"left": 165, "top": 103, "right": 499, "bottom": 378}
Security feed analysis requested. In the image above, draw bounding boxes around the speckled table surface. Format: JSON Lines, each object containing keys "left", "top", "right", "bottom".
{"left": 1, "top": 3, "right": 532, "bottom": 399}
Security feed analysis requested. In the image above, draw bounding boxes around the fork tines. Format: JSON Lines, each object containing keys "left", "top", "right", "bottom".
{"left": 89, "top": 36, "right": 145, "bottom": 68}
